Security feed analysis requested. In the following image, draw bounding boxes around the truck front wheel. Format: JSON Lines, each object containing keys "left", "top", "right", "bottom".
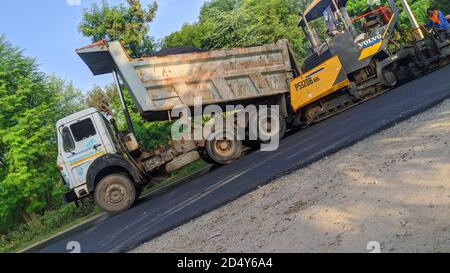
{"left": 94, "top": 174, "right": 136, "bottom": 214}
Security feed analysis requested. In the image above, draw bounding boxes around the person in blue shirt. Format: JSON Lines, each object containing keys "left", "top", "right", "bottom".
{"left": 425, "top": 8, "right": 450, "bottom": 35}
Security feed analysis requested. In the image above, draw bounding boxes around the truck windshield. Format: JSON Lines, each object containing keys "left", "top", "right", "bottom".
{"left": 70, "top": 118, "right": 97, "bottom": 142}
{"left": 101, "top": 114, "right": 120, "bottom": 149}
{"left": 62, "top": 127, "right": 75, "bottom": 152}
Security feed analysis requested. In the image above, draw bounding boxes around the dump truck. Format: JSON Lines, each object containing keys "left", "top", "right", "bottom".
{"left": 58, "top": 40, "right": 300, "bottom": 213}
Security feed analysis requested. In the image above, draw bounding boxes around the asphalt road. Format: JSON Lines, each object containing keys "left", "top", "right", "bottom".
{"left": 37, "top": 65, "right": 450, "bottom": 253}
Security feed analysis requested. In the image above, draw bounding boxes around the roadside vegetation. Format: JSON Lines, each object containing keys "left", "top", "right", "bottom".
{"left": 0, "top": 203, "right": 98, "bottom": 253}
{"left": 0, "top": 0, "right": 447, "bottom": 252}
{"left": 0, "top": 159, "right": 206, "bottom": 253}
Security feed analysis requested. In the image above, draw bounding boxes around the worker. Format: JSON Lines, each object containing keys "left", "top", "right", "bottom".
{"left": 323, "top": 5, "right": 339, "bottom": 38}
{"left": 425, "top": 7, "right": 450, "bottom": 36}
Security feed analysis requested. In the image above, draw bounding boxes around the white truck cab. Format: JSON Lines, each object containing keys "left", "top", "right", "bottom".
{"left": 57, "top": 108, "right": 115, "bottom": 194}
{"left": 56, "top": 106, "right": 201, "bottom": 214}
{"left": 56, "top": 108, "right": 146, "bottom": 213}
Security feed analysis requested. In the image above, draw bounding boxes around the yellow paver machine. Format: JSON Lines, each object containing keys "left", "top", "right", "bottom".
{"left": 289, "top": 0, "right": 450, "bottom": 123}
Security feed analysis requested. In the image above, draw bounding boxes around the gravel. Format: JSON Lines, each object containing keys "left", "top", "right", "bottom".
{"left": 132, "top": 99, "right": 450, "bottom": 253}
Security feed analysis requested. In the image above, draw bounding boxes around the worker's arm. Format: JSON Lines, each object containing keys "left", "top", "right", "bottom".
{"left": 424, "top": 21, "right": 433, "bottom": 28}
{"left": 438, "top": 11, "right": 446, "bottom": 22}
{"left": 437, "top": 11, "right": 449, "bottom": 29}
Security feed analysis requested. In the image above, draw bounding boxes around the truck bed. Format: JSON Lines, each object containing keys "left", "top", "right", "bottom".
{"left": 77, "top": 40, "right": 300, "bottom": 121}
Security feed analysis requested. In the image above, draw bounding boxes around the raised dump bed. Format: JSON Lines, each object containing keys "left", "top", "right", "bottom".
{"left": 77, "top": 40, "right": 300, "bottom": 121}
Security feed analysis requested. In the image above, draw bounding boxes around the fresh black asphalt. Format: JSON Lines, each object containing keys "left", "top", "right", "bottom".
{"left": 36, "top": 65, "right": 450, "bottom": 253}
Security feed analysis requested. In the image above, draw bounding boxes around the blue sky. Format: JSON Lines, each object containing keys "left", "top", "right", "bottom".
{"left": 0, "top": 0, "right": 207, "bottom": 91}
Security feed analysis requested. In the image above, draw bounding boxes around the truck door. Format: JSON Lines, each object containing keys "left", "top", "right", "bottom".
{"left": 61, "top": 115, "right": 107, "bottom": 188}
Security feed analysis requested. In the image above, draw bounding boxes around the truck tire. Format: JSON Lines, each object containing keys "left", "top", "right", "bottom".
{"left": 135, "top": 186, "right": 143, "bottom": 199}
{"left": 252, "top": 110, "right": 287, "bottom": 142}
{"left": 205, "top": 129, "right": 242, "bottom": 165}
{"left": 382, "top": 70, "right": 397, "bottom": 87}
{"left": 200, "top": 149, "right": 216, "bottom": 164}
{"left": 94, "top": 174, "right": 136, "bottom": 214}
{"left": 133, "top": 186, "right": 144, "bottom": 205}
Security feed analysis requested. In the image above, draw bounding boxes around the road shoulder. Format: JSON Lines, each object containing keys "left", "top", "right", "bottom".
{"left": 133, "top": 99, "right": 450, "bottom": 253}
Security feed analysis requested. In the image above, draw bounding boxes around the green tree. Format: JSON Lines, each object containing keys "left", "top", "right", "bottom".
{"left": 163, "top": 0, "right": 450, "bottom": 61}
{"left": 49, "top": 76, "right": 86, "bottom": 117}
{"left": 80, "top": 0, "right": 172, "bottom": 150}
{"left": 430, "top": 0, "right": 450, "bottom": 14}
{"left": 163, "top": 0, "right": 310, "bottom": 60}
{"left": 79, "top": 0, "right": 158, "bottom": 57}
{"left": 346, "top": 0, "right": 437, "bottom": 30}
{"left": 0, "top": 36, "right": 85, "bottom": 230}
{"left": 86, "top": 84, "right": 117, "bottom": 115}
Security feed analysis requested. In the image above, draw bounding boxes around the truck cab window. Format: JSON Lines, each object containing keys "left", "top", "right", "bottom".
{"left": 70, "top": 118, "right": 97, "bottom": 142}
{"left": 101, "top": 115, "right": 119, "bottom": 146}
{"left": 62, "top": 127, "right": 75, "bottom": 152}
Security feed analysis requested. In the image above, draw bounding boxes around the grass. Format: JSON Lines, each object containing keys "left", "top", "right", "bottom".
{"left": 0, "top": 159, "right": 209, "bottom": 253}
{"left": 0, "top": 203, "right": 99, "bottom": 253}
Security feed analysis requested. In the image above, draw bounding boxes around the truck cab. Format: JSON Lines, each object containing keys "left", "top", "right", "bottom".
{"left": 57, "top": 108, "right": 144, "bottom": 213}
{"left": 57, "top": 104, "right": 204, "bottom": 214}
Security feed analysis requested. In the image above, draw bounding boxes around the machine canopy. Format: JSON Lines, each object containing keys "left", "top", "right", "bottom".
{"left": 299, "top": 0, "right": 348, "bottom": 26}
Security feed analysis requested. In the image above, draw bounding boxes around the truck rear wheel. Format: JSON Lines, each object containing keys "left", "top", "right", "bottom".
{"left": 205, "top": 129, "right": 242, "bottom": 165}
{"left": 251, "top": 110, "right": 287, "bottom": 142}
{"left": 94, "top": 174, "right": 136, "bottom": 214}
{"left": 261, "top": 114, "right": 287, "bottom": 141}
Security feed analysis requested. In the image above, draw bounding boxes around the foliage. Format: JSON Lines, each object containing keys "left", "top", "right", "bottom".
{"left": 163, "top": 0, "right": 310, "bottom": 60}
{"left": 0, "top": 202, "right": 96, "bottom": 253}
{"left": 430, "top": 0, "right": 450, "bottom": 14}
{"left": 79, "top": 0, "right": 158, "bottom": 57}
{"left": 131, "top": 114, "right": 173, "bottom": 151}
{"left": 80, "top": 0, "right": 173, "bottom": 150}
{"left": 0, "top": 36, "right": 86, "bottom": 232}
{"left": 347, "top": 0, "right": 443, "bottom": 31}
{"left": 86, "top": 84, "right": 173, "bottom": 150}
{"left": 85, "top": 84, "right": 117, "bottom": 114}
{"left": 163, "top": 0, "right": 445, "bottom": 61}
